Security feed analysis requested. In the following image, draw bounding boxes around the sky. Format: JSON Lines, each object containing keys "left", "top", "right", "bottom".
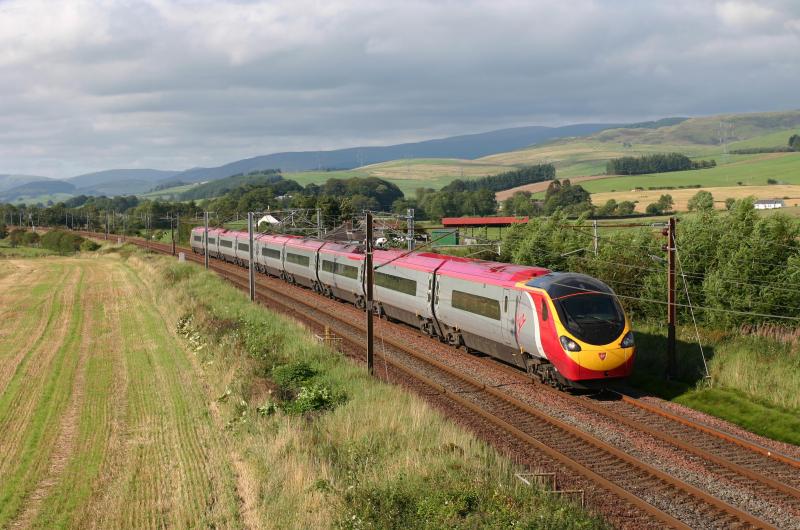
{"left": 1, "top": 0, "right": 799, "bottom": 178}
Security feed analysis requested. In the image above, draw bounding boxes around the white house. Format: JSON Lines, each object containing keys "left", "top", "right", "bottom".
{"left": 754, "top": 199, "right": 785, "bottom": 210}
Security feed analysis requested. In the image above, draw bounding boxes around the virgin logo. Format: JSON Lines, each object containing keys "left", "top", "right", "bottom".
{"left": 598, "top": 352, "right": 607, "bottom": 361}
{"left": 515, "top": 313, "right": 527, "bottom": 335}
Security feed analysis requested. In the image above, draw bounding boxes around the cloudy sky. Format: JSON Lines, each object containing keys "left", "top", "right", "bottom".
{"left": 1, "top": 0, "right": 799, "bottom": 178}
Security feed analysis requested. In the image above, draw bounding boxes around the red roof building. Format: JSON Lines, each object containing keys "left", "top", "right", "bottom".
{"left": 441, "top": 216, "right": 529, "bottom": 227}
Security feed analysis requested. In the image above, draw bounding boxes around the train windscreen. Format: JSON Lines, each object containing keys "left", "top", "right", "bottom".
{"left": 555, "top": 293, "right": 625, "bottom": 346}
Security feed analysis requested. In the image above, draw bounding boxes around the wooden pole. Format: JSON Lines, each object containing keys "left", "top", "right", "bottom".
{"left": 204, "top": 212, "right": 209, "bottom": 269}
{"left": 365, "top": 211, "right": 374, "bottom": 376}
{"left": 666, "top": 216, "right": 677, "bottom": 379}
{"left": 248, "top": 212, "right": 255, "bottom": 302}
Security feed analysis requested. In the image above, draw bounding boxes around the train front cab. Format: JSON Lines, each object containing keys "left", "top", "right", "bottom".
{"left": 520, "top": 272, "right": 635, "bottom": 389}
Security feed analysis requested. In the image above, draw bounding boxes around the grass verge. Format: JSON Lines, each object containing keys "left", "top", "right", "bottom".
{"left": 629, "top": 322, "right": 800, "bottom": 446}
{"left": 140, "top": 249, "right": 607, "bottom": 529}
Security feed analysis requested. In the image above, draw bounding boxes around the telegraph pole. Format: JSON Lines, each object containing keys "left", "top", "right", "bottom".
{"left": 407, "top": 208, "right": 415, "bottom": 251}
{"left": 248, "top": 212, "right": 255, "bottom": 301}
{"left": 365, "top": 211, "right": 374, "bottom": 376}
{"left": 666, "top": 216, "right": 677, "bottom": 379}
{"left": 204, "top": 211, "right": 209, "bottom": 269}
{"left": 170, "top": 214, "right": 176, "bottom": 255}
{"left": 105, "top": 211, "right": 109, "bottom": 240}
{"left": 592, "top": 219, "right": 599, "bottom": 256}
{"left": 316, "top": 208, "right": 322, "bottom": 239}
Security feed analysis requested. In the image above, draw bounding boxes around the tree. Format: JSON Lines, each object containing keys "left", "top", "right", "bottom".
{"left": 725, "top": 198, "right": 736, "bottom": 210}
{"left": 21, "top": 231, "right": 40, "bottom": 246}
{"left": 687, "top": 190, "right": 714, "bottom": 212}
{"left": 789, "top": 134, "right": 800, "bottom": 151}
{"left": 543, "top": 179, "right": 591, "bottom": 215}
{"left": 9, "top": 229, "right": 26, "bottom": 247}
{"left": 0, "top": 223, "right": 6, "bottom": 239}
{"left": 616, "top": 201, "right": 636, "bottom": 215}
{"left": 596, "top": 199, "right": 618, "bottom": 216}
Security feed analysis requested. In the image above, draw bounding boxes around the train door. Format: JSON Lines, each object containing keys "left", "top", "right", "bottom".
{"left": 501, "top": 288, "right": 516, "bottom": 347}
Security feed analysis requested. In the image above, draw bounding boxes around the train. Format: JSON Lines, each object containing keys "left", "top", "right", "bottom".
{"left": 190, "top": 227, "right": 635, "bottom": 389}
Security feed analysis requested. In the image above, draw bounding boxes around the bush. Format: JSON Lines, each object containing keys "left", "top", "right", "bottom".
{"left": 8, "top": 229, "right": 26, "bottom": 247}
{"left": 80, "top": 239, "right": 100, "bottom": 251}
{"left": 767, "top": 178, "right": 778, "bottom": 185}
{"left": 272, "top": 361, "right": 317, "bottom": 388}
{"left": 41, "top": 230, "right": 85, "bottom": 254}
{"left": 0, "top": 223, "right": 6, "bottom": 239}
{"left": 21, "top": 231, "right": 40, "bottom": 246}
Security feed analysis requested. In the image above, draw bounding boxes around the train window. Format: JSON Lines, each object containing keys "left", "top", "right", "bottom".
{"left": 452, "top": 290, "right": 501, "bottom": 320}
{"left": 286, "top": 252, "right": 310, "bottom": 267}
{"left": 261, "top": 247, "right": 281, "bottom": 259}
{"left": 541, "top": 299, "right": 548, "bottom": 321}
{"left": 238, "top": 243, "right": 249, "bottom": 252}
{"left": 220, "top": 240, "right": 233, "bottom": 248}
{"left": 193, "top": 235, "right": 202, "bottom": 242}
{"left": 375, "top": 271, "right": 416, "bottom": 295}
{"left": 208, "top": 237, "right": 215, "bottom": 244}
{"left": 504, "top": 296, "right": 508, "bottom": 312}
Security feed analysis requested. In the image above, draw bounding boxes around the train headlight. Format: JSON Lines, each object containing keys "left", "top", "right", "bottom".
{"left": 559, "top": 336, "right": 581, "bottom": 352}
{"left": 621, "top": 331, "right": 635, "bottom": 348}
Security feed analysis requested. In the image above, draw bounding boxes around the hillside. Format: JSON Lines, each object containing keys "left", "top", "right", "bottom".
{"left": 0, "top": 179, "right": 76, "bottom": 202}
{"left": 0, "top": 174, "right": 51, "bottom": 193}
{"left": 165, "top": 123, "right": 617, "bottom": 184}
{"left": 68, "top": 168, "right": 179, "bottom": 188}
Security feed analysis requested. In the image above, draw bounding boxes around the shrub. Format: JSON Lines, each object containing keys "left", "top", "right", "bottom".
{"left": 21, "top": 231, "right": 40, "bottom": 246}
{"left": 0, "top": 223, "right": 6, "bottom": 239}
{"left": 283, "top": 382, "right": 345, "bottom": 414}
{"left": 80, "top": 239, "right": 100, "bottom": 251}
{"left": 272, "top": 361, "right": 317, "bottom": 388}
{"left": 8, "top": 229, "right": 26, "bottom": 247}
{"left": 767, "top": 178, "right": 778, "bottom": 185}
{"left": 41, "top": 230, "right": 85, "bottom": 254}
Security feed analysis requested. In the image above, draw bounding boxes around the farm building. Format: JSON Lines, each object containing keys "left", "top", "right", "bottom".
{"left": 754, "top": 199, "right": 785, "bottom": 210}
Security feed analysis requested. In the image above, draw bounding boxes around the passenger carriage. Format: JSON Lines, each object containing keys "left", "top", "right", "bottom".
{"left": 372, "top": 250, "right": 444, "bottom": 334}
{"left": 256, "top": 235, "right": 297, "bottom": 277}
{"left": 317, "top": 243, "right": 365, "bottom": 305}
{"left": 282, "top": 238, "right": 325, "bottom": 289}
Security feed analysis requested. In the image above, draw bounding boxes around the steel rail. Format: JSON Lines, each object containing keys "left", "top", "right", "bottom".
{"left": 123, "top": 235, "right": 777, "bottom": 529}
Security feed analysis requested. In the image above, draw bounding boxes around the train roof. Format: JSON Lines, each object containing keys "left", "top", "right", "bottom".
{"left": 437, "top": 257, "right": 549, "bottom": 287}
{"left": 320, "top": 242, "right": 364, "bottom": 258}
{"left": 374, "top": 249, "right": 449, "bottom": 272}
{"left": 284, "top": 237, "right": 326, "bottom": 251}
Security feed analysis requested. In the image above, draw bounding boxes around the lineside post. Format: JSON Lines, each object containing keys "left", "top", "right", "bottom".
{"left": 248, "top": 211, "right": 255, "bottom": 302}
{"left": 105, "top": 211, "right": 109, "bottom": 240}
{"left": 365, "top": 211, "right": 374, "bottom": 376}
{"left": 407, "top": 208, "right": 415, "bottom": 251}
{"left": 666, "top": 216, "right": 677, "bottom": 379}
{"left": 171, "top": 214, "right": 176, "bottom": 256}
{"left": 316, "top": 207, "right": 322, "bottom": 239}
{"left": 204, "top": 211, "right": 209, "bottom": 269}
{"left": 592, "top": 219, "right": 598, "bottom": 255}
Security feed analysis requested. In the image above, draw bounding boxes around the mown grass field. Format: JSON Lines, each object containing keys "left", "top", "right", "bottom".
{"left": 0, "top": 249, "right": 605, "bottom": 529}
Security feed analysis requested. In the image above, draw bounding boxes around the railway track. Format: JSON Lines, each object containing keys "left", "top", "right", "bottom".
{"left": 105, "top": 234, "right": 799, "bottom": 528}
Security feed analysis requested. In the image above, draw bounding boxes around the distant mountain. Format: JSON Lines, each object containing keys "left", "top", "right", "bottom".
{"left": 0, "top": 179, "right": 76, "bottom": 202}
{"left": 75, "top": 179, "right": 156, "bottom": 196}
{"left": 68, "top": 169, "right": 179, "bottom": 188}
{"left": 165, "top": 123, "right": 618, "bottom": 184}
{"left": 0, "top": 174, "right": 52, "bottom": 193}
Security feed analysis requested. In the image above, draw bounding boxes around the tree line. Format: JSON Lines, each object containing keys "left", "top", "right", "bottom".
{"left": 607, "top": 153, "right": 716, "bottom": 175}
{"left": 500, "top": 197, "right": 800, "bottom": 327}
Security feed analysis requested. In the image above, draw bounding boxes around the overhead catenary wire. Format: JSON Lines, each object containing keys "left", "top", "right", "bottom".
{"left": 548, "top": 280, "right": 800, "bottom": 322}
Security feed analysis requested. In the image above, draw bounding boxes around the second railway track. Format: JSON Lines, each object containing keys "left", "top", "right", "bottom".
{"left": 110, "top": 235, "right": 799, "bottom": 528}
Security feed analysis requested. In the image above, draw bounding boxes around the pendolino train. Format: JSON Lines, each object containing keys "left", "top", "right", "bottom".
{"left": 190, "top": 227, "right": 635, "bottom": 388}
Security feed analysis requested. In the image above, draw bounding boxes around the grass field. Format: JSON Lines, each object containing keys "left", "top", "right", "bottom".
{"left": 0, "top": 250, "right": 604, "bottom": 528}
{"left": 0, "top": 255, "right": 242, "bottom": 528}
{"left": 139, "top": 183, "right": 200, "bottom": 200}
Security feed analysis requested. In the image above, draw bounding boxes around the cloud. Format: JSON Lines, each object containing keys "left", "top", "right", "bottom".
{"left": 0, "top": 0, "right": 799, "bottom": 178}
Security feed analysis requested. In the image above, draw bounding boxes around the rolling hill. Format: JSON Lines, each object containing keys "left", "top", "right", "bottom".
{"left": 0, "top": 174, "right": 52, "bottom": 193}
{"left": 164, "top": 123, "right": 618, "bottom": 184}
